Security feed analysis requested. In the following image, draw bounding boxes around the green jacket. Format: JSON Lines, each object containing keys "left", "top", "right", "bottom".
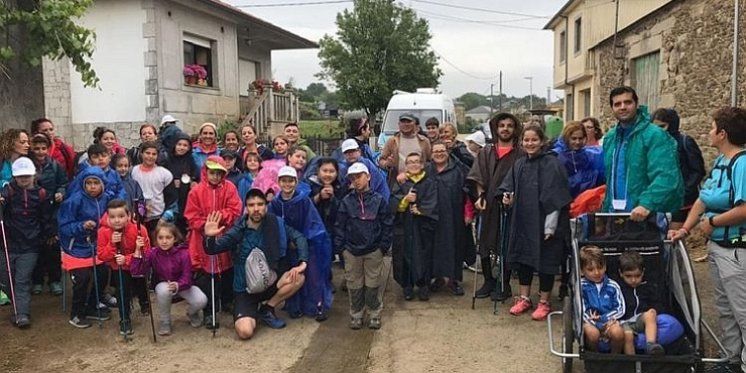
{"left": 602, "top": 106, "right": 684, "bottom": 213}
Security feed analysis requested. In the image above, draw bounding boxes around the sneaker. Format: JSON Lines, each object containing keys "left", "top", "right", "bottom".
{"left": 531, "top": 301, "right": 552, "bottom": 321}
{"left": 447, "top": 280, "right": 465, "bottom": 296}
{"left": 259, "top": 306, "right": 286, "bottom": 329}
{"left": 315, "top": 310, "right": 328, "bottom": 322}
{"left": 418, "top": 286, "right": 430, "bottom": 301}
{"left": 119, "top": 319, "right": 133, "bottom": 336}
{"left": 429, "top": 278, "right": 446, "bottom": 293}
{"left": 368, "top": 317, "right": 381, "bottom": 330}
{"left": 13, "top": 314, "right": 30, "bottom": 329}
{"left": 32, "top": 284, "right": 43, "bottom": 295}
{"left": 403, "top": 287, "right": 414, "bottom": 301}
{"left": 509, "top": 296, "right": 533, "bottom": 316}
{"left": 96, "top": 303, "right": 112, "bottom": 315}
{"left": 158, "top": 321, "right": 172, "bottom": 336}
{"left": 103, "top": 293, "right": 117, "bottom": 307}
{"left": 69, "top": 316, "right": 92, "bottom": 329}
{"left": 204, "top": 315, "right": 220, "bottom": 330}
{"left": 287, "top": 309, "right": 303, "bottom": 319}
{"left": 0, "top": 290, "right": 9, "bottom": 306}
{"left": 50, "top": 282, "right": 63, "bottom": 296}
{"left": 188, "top": 312, "right": 202, "bottom": 328}
{"left": 349, "top": 317, "right": 363, "bottom": 330}
{"left": 646, "top": 342, "right": 665, "bottom": 356}
{"left": 86, "top": 307, "right": 111, "bottom": 321}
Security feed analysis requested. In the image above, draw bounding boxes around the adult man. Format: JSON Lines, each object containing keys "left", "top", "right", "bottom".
{"left": 602, "top": 86, "right": 683, "bottom": 220}
{"left": 467, "top": 113, "right": 524, "bottom": 300}
{"left": 379, "top": 113, "right": 431, "bottom": 185}
{"left": 284, "top": 123, "right": 317, "bottom": 159}
{"left": 204, "top": 188, "right": 308, "bottom": 340}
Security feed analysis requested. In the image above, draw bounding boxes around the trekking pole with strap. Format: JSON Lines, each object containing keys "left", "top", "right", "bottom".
{"left": 61, "top": 238, "right": 75, "bottom": 313}
{"left": 134, "top": 199, "right": 157, "bottom": 343}
{"left": 0, "top": 203, "right": 18, "bottom": 321}
{"left": 210, "top": 254, "right": 216, "bottom": 338}
{"left": 87, "top": 236, "right": 104, "bottom": 328}
{"left": 115, "top": 232, "right": 130, "bottom": 341}
{"left": 493, "top": 204, "right": 510, "bottom": 315}
{"left": 471, "top": 215, "right": 482, "bottom": 310}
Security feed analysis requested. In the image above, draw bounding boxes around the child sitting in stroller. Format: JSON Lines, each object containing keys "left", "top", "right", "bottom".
{"left": 580, "top": 246, "right": 627, "bottom": 354}
{"left": 618, "top": 251, "right": 665, "bottom": 355}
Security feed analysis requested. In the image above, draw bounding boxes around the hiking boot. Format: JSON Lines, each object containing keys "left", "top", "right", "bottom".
{"left": 509, "top": 296, "right": 533, "bottom": 316}
{"left": 32, "top": 284, "right": 43, "bottom": 295}
{"left": 103, "top": 293, "right": 117, "bottom": 307}
{"left": 448, "top": 280, "right": 465, "bottom": 296}
{"left": 13, "top": 314, "right": 30, "bottom": 329}
{"left": 259, "top": 306, "right": 286, "bottom": 329}
{"left": 403, "top": 287, "right": 414, "bottom": 301}
{"left": 50, "top": 282, "right": 63, "bottom": 296}
{"left": 188, "top": 312, "right": 202, "bottom": 328}
{"left": 119, "top": 319, "right": 133, "bottom": 336}
{"left": 368, "top": 317, "right": 381, "bottom": 330}
{"left": 0, "top": 290, "right": 9, "bottom": 305}
{"left": 418, "top": 286, "right": 430, "bottom": 301}
{"left": 69, "top": 316, "right": 92, "bottom": 329}
{"left": 158, "top": 321, "right": 172, "bottom": 336}
{"left": 204, "top": 315, "right": 219, "bottom": 330}
{"left": 646, "top": 342, "right": 665, "bottom": 356}
{"left": 349, "top": 317, "right": 363, "bottom": 330}
{"left": 429, "top": 278, "right": 446, "bottom": 293}
{"left": 474, "top": 280, "right": 495, "bottom": 299}
{"left": 491, "top": 286, "right": 513, "bottom": 302}
{"left": 531, "top": 301, "right": 551, "bottom": 321}
{"left": 557, "top": 284, "right": 568, "bottom": 302}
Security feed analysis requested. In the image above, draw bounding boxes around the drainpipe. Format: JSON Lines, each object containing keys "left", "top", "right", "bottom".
{"left": 732, "top": 0, "right": 740, "bottom": 106}
{"left": 562, "top": 15, "right": 575, "bottom": 120}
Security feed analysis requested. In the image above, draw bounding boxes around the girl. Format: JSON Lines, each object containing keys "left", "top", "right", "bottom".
{"left": 499, "top": 125, "right": 571, "bottom": 321}
{"left": 0, "top": 129, "right": 30, "bottom": 187}
{"left": 192, "top": 122, "right": 221, "bottom": 173}
{"left": 308, "top": 158, "right": 344, "bottom": 238}
{"left": 553, "top": 122, "right": 605, "bottom": 198}
{"left": 131, "top": 142, "right": 174, "bottom": 237}
{"left": 238, "top": 124, "right": 273, "bottom": 162}
{"left": 112, "top": 153, "right": 144, "bottom": 212}
{"left": 131, "top": 223, "right": 207, "bottom": 336}
{"left": 162, "top": 133, "right": 198, "bottom": 236}
{"left": 127, "top": 123, "right": 159, "bottom": 166}
{"left": 222, "top": 130, "right": 240, "bottom": 152}
{"left": 272, "top": 135, "right": 290, "bottom": 159}
{"left": 237, "top": 152, "right": 261, "bottom": 207}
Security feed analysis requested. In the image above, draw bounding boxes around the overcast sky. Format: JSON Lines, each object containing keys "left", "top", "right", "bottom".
{"left": 227, "top": 0, "right": 563, "bottom": 100}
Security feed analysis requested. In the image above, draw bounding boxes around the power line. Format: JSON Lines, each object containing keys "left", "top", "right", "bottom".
{"left": 431, "top": 47, "right": 500, "bottom": 81}
{"left": 411, "top": 0, "right": 550, "bottom": 19}
{"left": 232, "top": 0, "right": 351, "bottom": 8}
{"left": 413, "top": 7, "right": 543, "bottom": 30}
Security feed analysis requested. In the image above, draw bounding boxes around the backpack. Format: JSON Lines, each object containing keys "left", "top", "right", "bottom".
{"left": 244, "top": 248, "right": 277, "bottom": 294}
{"left": 709, "top": 150, "right": 746, "bottom": 247}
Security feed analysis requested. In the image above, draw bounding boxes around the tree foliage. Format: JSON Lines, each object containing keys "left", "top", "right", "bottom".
{"left": 0, "top": 0, "right": 98, "bottom": 86}
{"left": 318, "top": 0, "right": 442, "bottom": 119}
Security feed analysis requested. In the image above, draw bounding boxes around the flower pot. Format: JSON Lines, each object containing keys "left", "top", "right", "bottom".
{"left": 185, "top": 76, "right": 197, "bottom": 85}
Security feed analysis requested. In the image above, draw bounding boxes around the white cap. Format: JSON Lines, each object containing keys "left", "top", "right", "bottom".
{"left": 11, "top": 157, "right": 36, "bottom": 177}
{"left": 277, "top": 166, "right": 298, "bottom": 180}
{"left": 161, "top": 114, "right": 177, "bottom": 125}
{"left": 465, "top": 131, "right": 486, "bottom": 148}
{"left": 341, "top": 139, "right": 360, "bottom": 153}
{"left": 347, "top": 162, "right": 369, "bottom": 176}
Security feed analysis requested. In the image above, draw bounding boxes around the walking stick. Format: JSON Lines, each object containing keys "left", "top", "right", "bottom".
{"left": 134, "top": 199, "right": 157, "bottom": 343}
{"left": 471, "top": 216, "right": 482, "bottom": 310}
{"left": 0, "top": 204, "right": 18, "bottom": 321}
{"left": 493, "top": 205, "right": 510, "bottom": 315}
{"left": 87, "top": 236, "right": 104, "bottom": 328}
{"left": 61, "top": 238, "right": 74, "bottom": 313}
{"left": 115, "top": 233, "right": 130, "bottom": 341}
{"left": 210, "top": 255, "right": 216, "bottom": 338}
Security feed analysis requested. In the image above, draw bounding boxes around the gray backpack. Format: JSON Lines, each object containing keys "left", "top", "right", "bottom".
{"left": 245, "top": 248, "right": 277, "bottom": 294}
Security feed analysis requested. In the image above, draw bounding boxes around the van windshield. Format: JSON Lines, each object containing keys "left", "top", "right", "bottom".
{"left": 382, "top": 110, "right": 443, "bottom": 134}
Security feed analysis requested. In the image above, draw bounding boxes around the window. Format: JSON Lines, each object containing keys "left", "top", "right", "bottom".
{"left": 581, "top": 89, "right": 591, "bottom": 117}
{"left": 559, "top": 31, "right": 567, "bottom": 63}
{"left": 574, "top": 18, "right": 582, "bottom": 53}
{"left": 238, "top": 59, "right": 258, "bottom": 96}
{"left": 566, "top": 93, "right": 574, "bottom": 121}
{"left": 633, "top": 52, "right": 661, "bottom": 109}
{"left": 183, "top": 35, "right": 214, "bottom": 87}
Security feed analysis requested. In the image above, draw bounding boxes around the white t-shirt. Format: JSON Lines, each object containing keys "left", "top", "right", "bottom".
{"left": 131, "top": 165, "right": 173, "bottom": 219}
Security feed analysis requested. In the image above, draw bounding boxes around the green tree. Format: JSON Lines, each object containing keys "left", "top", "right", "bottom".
{"left": 318, "top": 0, "right": 442, "bottom": 119}
{"left": 1, "top": 0, "right": 98, "bottom": 86}
{"left": 457, "top": 92, "right": 489, "bottom": 111}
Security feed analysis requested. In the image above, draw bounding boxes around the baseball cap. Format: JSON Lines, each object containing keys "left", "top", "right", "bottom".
{"left": 341, "top": 139, "right": 360, "bottom": 153}
{"left": 160, "top": 115, "right": 177, "bottom": 125}
{"left": 220, "top": 149, "right": 238, "bottom": 159}
{"left": 347, "top": 162, "right": 369, "bottom": 176}
{"left": 11, "top": 157, "right": 36, "bottom": 177}
{"left": 205, "top": 158, "right": 227, "bottom": 173}
{"left": 399, "top": 113, "right": 418, "bottom": 123}
{"left": 465, "top": 131, "right": 486, "bottom": 148}
{"left": 277, "top": 166, "right": 298, "bottom": 179}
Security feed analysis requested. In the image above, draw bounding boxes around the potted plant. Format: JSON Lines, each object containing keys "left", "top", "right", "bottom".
{"left": 184, "top": 64, "right": 207, "bottom": 86}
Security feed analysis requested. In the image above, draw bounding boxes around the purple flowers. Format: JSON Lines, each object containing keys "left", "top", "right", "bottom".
{"left": 183, "top": 64, "right": 207, "bottom": 79}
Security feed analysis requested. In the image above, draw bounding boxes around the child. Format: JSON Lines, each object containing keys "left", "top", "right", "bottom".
{"left": 58, "top": 166, "right": 114, "bottom": 328}
{"left": 237, "top": 152, "right": 261, "bottom": 204}
{"left": 131, "top": 222, "right": 207, "bottom": 336}
{"left": 0, "top": 157, "right": 52, "bottom": 328}
{"left": 287, "top": 146, "right": 308, "bottom": 176}
{"left": 220, "top": 149, "right": 243, "bottom": 188}
{"left": 112, "top": 153, "right": 144, "bottom": 212}
{"left": 618, "top": 251, "right": 664, "bottom": 355}
{"left": 391, "top": 152, "right": 438, "bottom": 301}
{"left": 272, "top": 135, "right": 290, "bottom": 159}
{"left": 334, "top": 162, "right": 393, "bottom": 329}
{"left": 222, "top": 130, "right": 240, "bottom": 152}
{"left": 579, "top": 246, "right": 626, "bottom": 354}
{"left": 69, "top": 143, "right": 126, "bottom": 200}
{"left": 184, "top": 156, "right": 242, "bottom": 329}
{"left": 269, "top": 166, "right": 333, "bottom": 321}
{"left": 499, "top": 125, "right": 572, "bottom": 320}
{"left": 96, "top": 199, "right": 151, "bottom": 335}
{"left": 131, "top": 142, "right": 174, "bottom": 235}
{"left": 309, "top": 158, "right": 344, "bottom": 234}
{"left": 162, "top": 132, "right": 198, "bottom": 236}
{"left": 338, "top": 139, "right": 389, "bottom": 201}
{"left": 29, "top": 134, "right": 67, "bottom": 296}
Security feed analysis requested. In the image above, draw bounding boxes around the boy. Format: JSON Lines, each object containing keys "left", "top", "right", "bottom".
{"left": 618, "top": 251, "right": 664, "bottom": 355}
{"left": 580, "top": 245, "right": 626, "bottom": 353}
{"left": 0, "top": 157, "right": 52, "bottom": 328}
{"left": 339, "top": 139, "right": 389, "bottom": 201}
{"left": 97, "top": 199, "right": 151, "bottom": 335}
{"left": 220, "top": 149, "right": 243, "bottom": 188}
{"left": 334, "top": 162, "right": 393, "bottom": 329}
{"left": 58, "top": 166, "right": 114, "bottom": 328}
{"left": 391, "top": 152, "right": 438, "bottom": 301}
{"left": 68, "top": 143, "right": 126, "bottom": 200}
{"left": 30, "top": 134, "right": 67, "bottom": 296}
{"left": 424, "top": 117, "right": 440, "bottom": 142}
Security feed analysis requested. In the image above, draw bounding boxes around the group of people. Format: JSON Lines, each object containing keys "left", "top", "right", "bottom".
{"left": 1, "top": 85, "right": 746, "bottom": 369}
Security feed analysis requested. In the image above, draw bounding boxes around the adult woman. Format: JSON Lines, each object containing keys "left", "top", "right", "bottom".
{"left": 553, "top": 121, "right": 605, "bottom": 198}
{"left": 439, "top": 122, "right": 473, "bottom": 168}
{"left": 0, "top": 129, "right": 30, "bottom": 187}
{"left": 31, "top": 118, "right": 76, "bottom": 178}
{"left": 340, "top": 116, "right": 376, "bottom": 162}
{"left": 237, "top": 123, "right": 273, "bottom": 162}
{"left": 192, "top": 122, "right": 220, "bottom": 172}
{"left": 670, "top": 107, "right": 746, "bottom": 372}
{"left": 222, "top": 130, "right": 240, "bottom": 153}
{"left": 581, "top": 117, "right": 603, "bottom": 146}
{"left": 78, "top": 127, "right": 126, "bottom": 167}
{"left": 127, "top": 123, "right": 158, "bottom": 166}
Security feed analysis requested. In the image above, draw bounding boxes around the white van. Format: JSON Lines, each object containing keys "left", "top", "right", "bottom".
{"left": 377, "top": 88, "right": 457, "bottom": 149}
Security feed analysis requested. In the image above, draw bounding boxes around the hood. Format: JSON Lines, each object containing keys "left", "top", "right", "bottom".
{"left": 170, "top": 132, "right": 194, "bottom": 157}
{"left": 662, "top": 108, "right": 681, "bottom": 136}
{"left": 79, "top": 166, "right": 107, "bottom": 190}
{"left": 488, "top": 113, "right": 522, "bottom": 146}
{"left": 199, "top": 155, "right": 227, "bottom": 186}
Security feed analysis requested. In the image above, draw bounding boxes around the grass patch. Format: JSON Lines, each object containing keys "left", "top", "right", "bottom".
{"left": 300, "top": 120, "right": 344, "bottom": 137}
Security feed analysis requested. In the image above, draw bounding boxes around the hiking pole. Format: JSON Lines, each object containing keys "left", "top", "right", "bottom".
{"left": 494, "top": 206, "right": 510, "bottom": 315}
{"left": 115, "top": 234, "right": 130, "bottom": 341}
{"left": 210, "top": 254, "right": 216, "bottom": 338}
{"left": 0, "top": 204, "right": 18, "bottom": 321}
{"left": 471, "top": 216, "right": 482, "bottom": 310}
{"left": 61, "top": 238, "right": 74, "bottom": 313}
{"left": 88, "top": 236, "right": 104, "bottom": 328}
{"left": 134, "top": 199, "right": 157, "bottom": 343}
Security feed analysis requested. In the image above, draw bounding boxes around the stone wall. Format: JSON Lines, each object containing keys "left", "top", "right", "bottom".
{"left": 594, "top": 0, "right": 746, "bottom": 164}
{"left": 42, "top": 58, "right": 73, "bottom": 142}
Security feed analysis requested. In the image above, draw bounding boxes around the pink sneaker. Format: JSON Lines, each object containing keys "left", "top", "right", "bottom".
{"left": 509, "top": 296, "right": 532, "bottom": 316}
{"left": 531, "top": 301, "right": 552, "bottom": 321}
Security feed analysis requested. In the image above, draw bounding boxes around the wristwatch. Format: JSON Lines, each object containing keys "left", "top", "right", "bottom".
{"left": 709, "top": 215, "right": 717, "bottom": 227}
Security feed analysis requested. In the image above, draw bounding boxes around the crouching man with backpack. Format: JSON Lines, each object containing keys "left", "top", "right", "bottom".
{"left": 204, "top": 188, "right": 308, "bottom": 340}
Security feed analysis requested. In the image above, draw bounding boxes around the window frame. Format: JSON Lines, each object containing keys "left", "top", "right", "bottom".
{"left": 574, "top": 17, "right": 582, "bottom": 54}
{"left": 559, "top": 30, "right": 567, "bottom": 63}
{"left": 183, "top": 34, "right": 217, "bottom": 88}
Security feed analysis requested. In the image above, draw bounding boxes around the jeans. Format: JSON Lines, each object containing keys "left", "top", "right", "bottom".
{"left": 0, "top": 252, "right": 39, "bottom": 316}
{"left": 343, "top": 250, "right": 383, "bottom": 318}
{"left": 155, "top": 282, "right": 207, "bottom": 324}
